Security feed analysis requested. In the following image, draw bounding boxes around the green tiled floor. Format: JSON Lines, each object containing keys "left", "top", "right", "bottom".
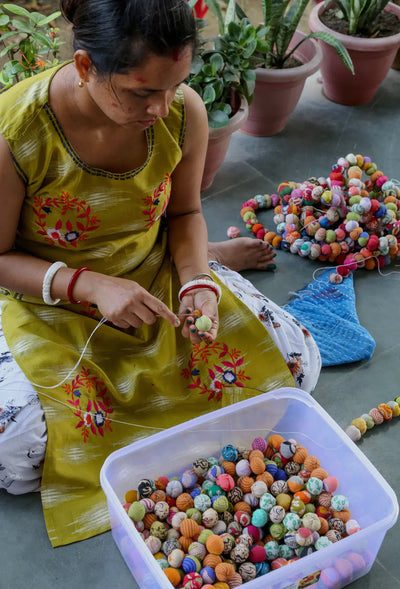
{"left": 1, "top": 69, "right": 399, "bottom": 588}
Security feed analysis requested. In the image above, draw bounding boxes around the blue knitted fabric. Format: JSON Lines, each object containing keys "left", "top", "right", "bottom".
{"left": 283, "top": 269, "right": 375, "bottom": 366}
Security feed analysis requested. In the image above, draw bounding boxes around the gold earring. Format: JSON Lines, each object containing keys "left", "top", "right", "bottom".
{"left": 78, "top": 79, "right": 84, "bottom": 88}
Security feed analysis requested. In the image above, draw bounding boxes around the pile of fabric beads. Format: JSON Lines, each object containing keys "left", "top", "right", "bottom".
{"left": 345, "top": 395, "right": 400, "bottom": 442}
{"left": 233, "top": 154, "right": 400, "bottom": 284}
{"left": 123, "top": 434, "right": 362, "bottom": 588}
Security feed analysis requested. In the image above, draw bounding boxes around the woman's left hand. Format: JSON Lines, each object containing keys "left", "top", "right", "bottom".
{"left": 179, "top": 289, "right": 219, "bottom": 344}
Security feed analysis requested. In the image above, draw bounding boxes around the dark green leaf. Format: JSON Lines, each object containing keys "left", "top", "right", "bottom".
{"left": 208, "top": 108, "right": 230, "bottom": 128}
{"left": 202, "top": 84, "right": 216, "bottom": 104}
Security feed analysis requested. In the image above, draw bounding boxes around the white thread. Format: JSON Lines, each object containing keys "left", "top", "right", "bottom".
{"left": 30, "top": 316, "right": 107, "bottom": 389}
{"left": 42, "top": 261, "right": 67, "bottom": 305}
{"left": 33, "top": 388, "right": 350, "bottom": 449}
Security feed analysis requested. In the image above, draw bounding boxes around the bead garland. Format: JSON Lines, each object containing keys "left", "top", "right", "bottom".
{"left": 345, "top": 396, "right": 400, "bottom": 442}
{"left": 230, "top": 154, "right": 400, "bottom": 282}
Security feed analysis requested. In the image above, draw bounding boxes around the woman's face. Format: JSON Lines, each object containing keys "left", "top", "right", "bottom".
{"left": 84, "top": 46, "right": 193, "bottom": 128}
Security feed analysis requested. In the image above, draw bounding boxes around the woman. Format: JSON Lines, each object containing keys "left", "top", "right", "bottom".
{"left": 0, "top": 0, "right": 320, "bottom": 546}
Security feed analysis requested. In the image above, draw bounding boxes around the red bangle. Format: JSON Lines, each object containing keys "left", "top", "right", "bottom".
{"left": 67, "top": 266, "right": 91, "bottom": 304}
{"left": 179, "top": 283, "right": 220, "bottom": 301}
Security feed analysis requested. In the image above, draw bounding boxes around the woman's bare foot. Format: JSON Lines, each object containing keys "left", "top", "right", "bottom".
{"left": 208, "top": 237, "right": 276, "bottom": 272}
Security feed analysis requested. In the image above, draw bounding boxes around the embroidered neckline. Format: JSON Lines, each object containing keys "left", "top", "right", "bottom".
{"left": 43, "top": 102, "right": 154, "bottom": 180}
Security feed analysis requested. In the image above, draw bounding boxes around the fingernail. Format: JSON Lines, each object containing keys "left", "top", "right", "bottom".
{"left": 267, "top": 263, "right": 276, "bottom": 271}
{"left": 185, "top": 308, "right": 191, "bottom": 314}
{"left": 273, "top": 253, "right": 277, "bottom": 257}
{"left": 187, "top": 318, "right": 193, "bottom": 325}
{"left": 190, "top": 326, "right": 196, "bottom": 333}
{"left": 175, "top": 317, "right": 180, "bottom": 327}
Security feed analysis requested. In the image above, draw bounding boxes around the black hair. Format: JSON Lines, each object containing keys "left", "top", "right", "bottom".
{"left": 60, "top": 0, "right": 196, "bottom": 75}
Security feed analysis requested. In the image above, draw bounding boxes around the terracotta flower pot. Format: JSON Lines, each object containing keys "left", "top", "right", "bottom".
{"left": 240, "top": 30, "right": 322, "bottom": 137}
{"left": 201, "top": 95, "right": 248, "bottom": 192}
{"left": 309, "top": 2, "right": 400, "bottom": 105}
{"left": 392, "top": 47, "right": 400, "bottom": 69}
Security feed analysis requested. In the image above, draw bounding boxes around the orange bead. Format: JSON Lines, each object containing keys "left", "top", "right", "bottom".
{"left": 240, "top": 206, "right": 254, "bottom": 217}
{"left": 150, "top": 489, "right": 166, "bottom": 503}
{"left": 251, "top": 223, "right": 264, "bottom": 235}
{"left": 215, "top": 562, "right": 236, "bottom": 581}
{"left": 143, "top": 513, "right": 157, "bottom": 529}
{"left": 239, "top": 476, "right": 255, "bottom": 493}
{"left": 268, "top": 434, "right": 284, "bottom": 449}
{"left": 264, "top": 231, "right": 276, "bottom": 244}
{"left": 203, "top": 554, "right": 222, "bottom": 568}
{"left": 180, "top": 518, "right": 199, "bottom": 538}
{"left": 377, "top": 403, "right": 393, "bottom": 421}
{"left": 331, "top": 508, "right": 351, "bottom": 523}
{"left": 293, "top": 446, "right": 308, "bottom": 464}
{"left": 164, "top": 568, "right": 181, "bottom": 586}
{"left": 370, "top": 170, "right": 383, "bottom": 183}
{"left": 221, "top": 460, "right": 236, "bottom": 476}
{"left": 318, "top": 517, "right": 329, "bottom": 535}
{"left": 303, "top": 455, "right": 320, "bottom": 472}
{"left": 249, "top": 449, "right": 264, "bottom": 461}
{"left": 206, "top": 534, "right": 224, "bottom": 555}
{"left": 233, "top": 501, "right": 251, "bottom": 513}
{"left": 178, "top": 535, "right": 192, "bottom": 552}
{"left": 176, "top": 493, "right": 194, "bottom": 512}
{"left": 256, "top": 471, "right": 274, "bottom": 486}
{"left": 311, "top": 468, "right": 329, "bottom": 480}
{"left": 250, "top": 457, "right": 266, "bottom": 475}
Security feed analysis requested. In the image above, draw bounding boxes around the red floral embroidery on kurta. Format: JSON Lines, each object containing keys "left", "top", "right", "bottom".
{"left": 142, "top": 174, "right": 171, "bottom": 228}
{"left": 181, "top": 341, "right": 251, "bottom": 401}
{"left": 63, "top": 366, "right": 113, "bottom": 442}
{"left": 33, "top": 191, "right": 101, "bottom": 247}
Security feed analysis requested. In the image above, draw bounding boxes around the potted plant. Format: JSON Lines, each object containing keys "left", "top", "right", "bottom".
{"left": 309, "top": 0, "right": 400, "bottom": 104}
{"left": 237, "top": 0, "right": 354, "bottom": 136}
{"left": 0, "top": 2, "right": 63, "bottom": 91}
{"left": 187, "top": 0, "right": 259, "bottom": 190}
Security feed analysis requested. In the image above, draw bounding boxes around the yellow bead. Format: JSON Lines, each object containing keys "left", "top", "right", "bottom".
{"left": 351, "top": 417, "right": 367, "bottom": 435}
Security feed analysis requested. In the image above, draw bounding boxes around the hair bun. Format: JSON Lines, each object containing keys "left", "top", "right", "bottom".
{"left": 60, "top": 0, "right": 79, "bottom": 24}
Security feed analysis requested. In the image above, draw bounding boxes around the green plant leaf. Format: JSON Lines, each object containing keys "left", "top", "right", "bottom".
{"left": 308, "top": 31, "right": 354, "bottom": 74}
{"left": 0, "top": 30, "right": 19, "bottom": 41}
{"left": 209, "top": 52, "right": 224, "bottom": 71}
{"left": 10, "top": 17, "right": 35, "bottom": 35}
{"left": 0, "top": 14, "right": 10, "bottom": 26}
{"left": 37, "top": 11, "right": 61, "bottom": 27}
{"left": 208, "top": 108, "right": 230, "bottom": 128}
{"left": 3, "top": 3, "right": 32, "bottom": 18}
{"left": 202, "top": 84, "right": 216, "bottom": 104}
{"left": 204, "top": 0, "right": 225, "bottom": 35}
{"left": 224, "top": 0, "right": 237, "bottom": 32}
{"left": 31, "top": 31, "right": 52, "bottom": 48}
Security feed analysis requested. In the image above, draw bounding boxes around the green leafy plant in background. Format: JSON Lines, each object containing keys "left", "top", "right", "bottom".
{"left": 238, "top": 0, "right": 354, "bottom": 72}
{"left": 325, "top": 0, "right": 391, "bottom": 36}
{"left": 186, "top": 0, "right": 258, "bottom": 128}
{"left": 0, "top": 2, "right": 63, "bottom": 91}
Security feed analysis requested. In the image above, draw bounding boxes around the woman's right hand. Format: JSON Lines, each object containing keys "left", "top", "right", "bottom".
{"left": 74, "top": 271, "right": 180, "bottom": 329}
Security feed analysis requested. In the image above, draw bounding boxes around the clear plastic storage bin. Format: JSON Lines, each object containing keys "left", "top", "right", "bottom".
{"left": 100, "top": 387, "right": 398, "bottom": 589}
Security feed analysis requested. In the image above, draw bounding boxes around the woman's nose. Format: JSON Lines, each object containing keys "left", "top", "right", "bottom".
{"left": 146, "top": 92, "right": 170, "bottom": 119}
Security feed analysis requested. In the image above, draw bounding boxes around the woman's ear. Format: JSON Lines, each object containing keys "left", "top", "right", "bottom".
{"left": 74, "top": 50, "right": 92, "bottom": 83}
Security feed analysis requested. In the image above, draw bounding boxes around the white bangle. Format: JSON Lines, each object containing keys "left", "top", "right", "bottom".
{"left": 178, "top": 279, "right": 222, "bottom": 304}
{"left": 42, "top": 261, "right": 67, "bottom": 305}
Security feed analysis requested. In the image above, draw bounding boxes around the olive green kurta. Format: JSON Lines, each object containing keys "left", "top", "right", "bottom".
{"left": 0, "top": 64, "right": 293, "bottom": 546}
